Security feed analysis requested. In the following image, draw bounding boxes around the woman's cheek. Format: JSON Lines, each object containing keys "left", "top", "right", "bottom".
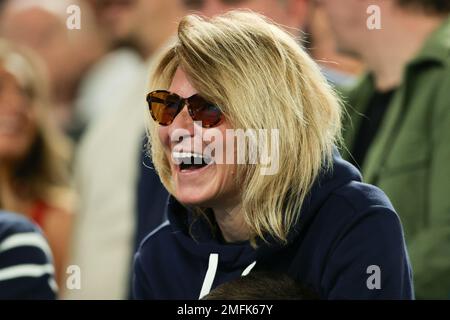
{"left": 158, "top": 126, "right": 170, "bottom": 148}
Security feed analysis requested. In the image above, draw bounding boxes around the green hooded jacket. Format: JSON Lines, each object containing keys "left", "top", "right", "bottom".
{"left": 340, "top": 16, "right": 450, "bottom": 299}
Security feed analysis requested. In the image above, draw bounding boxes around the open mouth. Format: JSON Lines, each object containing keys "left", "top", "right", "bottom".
{"left": 172, "top": 151, "right": 213, "bottom": 171}
{"left": 172, "top": 151, "right": 214, "bottom": 172}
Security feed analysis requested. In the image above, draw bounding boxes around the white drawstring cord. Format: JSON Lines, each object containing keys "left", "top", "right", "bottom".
{"left": 199, "top": 253, "right": 219, "bottom": 299}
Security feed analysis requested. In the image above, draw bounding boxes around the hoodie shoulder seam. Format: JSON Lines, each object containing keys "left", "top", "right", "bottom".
{"left": 330, "top": 181, "right": 394, "bottom": 215}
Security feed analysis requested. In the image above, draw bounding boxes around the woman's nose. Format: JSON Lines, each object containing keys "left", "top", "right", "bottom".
{"left": 167, "top": 105, "right": 195, "bottom": 143}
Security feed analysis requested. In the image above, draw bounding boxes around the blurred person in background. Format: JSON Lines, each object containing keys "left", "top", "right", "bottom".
{"left": 66, "top": 0, "right": 183, "bottom": 299}
{"left": 0, "top": 39, "right": 73, "bottom": 288}
{"left": 307, "top": 2, "right": 364, "bottom": 86}
{"left": 0, "top": 210, "right": 56, "bottom": 299}
{"left": 203, "top": 272, "right": 319, "bottom": 300}
{"left": 184, "top": 0, "right": 308, "bottom": 29}
{"left": 74, "top": 0, "right": 143, "bottom": 129}
{"left": 319, "top": 0, "right": 450, "bottom": 298}
{"left": 183, "top": 0, "right": 364, "bottom": 86}
{"left": 0, "top": 0, "right": 105, "bottom": 139}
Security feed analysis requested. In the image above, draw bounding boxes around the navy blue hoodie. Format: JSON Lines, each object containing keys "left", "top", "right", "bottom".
{"left": 133, "top": 152, "right": 414, "bottom": 299}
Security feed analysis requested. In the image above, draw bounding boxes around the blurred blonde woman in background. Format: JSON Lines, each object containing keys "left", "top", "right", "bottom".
{"left": 0, "top": 39, "right": 74, "bottom": 287}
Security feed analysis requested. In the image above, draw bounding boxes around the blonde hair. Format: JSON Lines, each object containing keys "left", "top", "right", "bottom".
{"left": 0, "top": 39, "right": 72, "bottom": 209}
{"left": 147, "top": 11, "right": 342, "bottom": 243}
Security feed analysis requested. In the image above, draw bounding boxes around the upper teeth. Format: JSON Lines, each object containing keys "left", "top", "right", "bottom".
{"left": 172, "top": 151, "right": 212, "bottom": 165}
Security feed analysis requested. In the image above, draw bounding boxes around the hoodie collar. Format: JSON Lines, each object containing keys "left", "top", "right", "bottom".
{"left": 166, "top": 197, "right": 257, "bottom": 269}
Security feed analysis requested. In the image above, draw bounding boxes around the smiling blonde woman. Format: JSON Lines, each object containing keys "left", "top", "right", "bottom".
{"left": 134, "top": 11, "right": 413, "bottom": 299}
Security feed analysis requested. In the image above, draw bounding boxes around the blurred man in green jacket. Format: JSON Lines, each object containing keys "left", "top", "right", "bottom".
{"left": 319, "top": 0, "right": 450, "bottom": 298}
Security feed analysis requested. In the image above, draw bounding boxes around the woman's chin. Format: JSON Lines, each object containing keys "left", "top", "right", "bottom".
{"left": 170, "top": 163, "right": 236, "bottom": 208}
{"left": 174, "top": 189, "right": 214, "bottom": 207}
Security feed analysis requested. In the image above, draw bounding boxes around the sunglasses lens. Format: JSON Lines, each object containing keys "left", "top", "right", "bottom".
{"left": 188, "top": 95, "right": 223, "bottom": 128}
{"left": 147, "top": 91, "right": 223, "bottom": 128}
{"left": 147, "top": 91, "right": 180, "bottom": 126}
